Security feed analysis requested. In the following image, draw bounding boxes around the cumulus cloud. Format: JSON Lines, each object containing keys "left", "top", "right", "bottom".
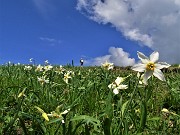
{"left": 77, "top": 0, "right": 180, "bottom": 64}
{"left": 86, "top": 47, "right": 135, "bottom": 67}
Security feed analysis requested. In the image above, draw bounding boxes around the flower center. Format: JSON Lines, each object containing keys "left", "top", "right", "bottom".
{"left": 146, "top": 62, "right": 155, "bottom": 71}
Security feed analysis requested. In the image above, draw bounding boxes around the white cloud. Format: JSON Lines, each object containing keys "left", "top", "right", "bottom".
{"left": 77, "top": 0, "right": 180, "bottom": 64}
{"left": 175, "top": 0, "right": 180, "bottom": 6}
{"left": 32, "top": 0, "right": 55, "bottom": 17}
{"left": 86, "top": 47, "right": 135, "bottom": 67}
{"left": 40, "top": 37, "right": 61, "bottom": 46}
{"left": 124, "top": 29, "right": 153, "bottom": 47}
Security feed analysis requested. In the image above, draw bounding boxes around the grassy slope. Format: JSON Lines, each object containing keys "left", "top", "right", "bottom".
{"left": 0, "top": 65, "right": 180, "bottom": 134}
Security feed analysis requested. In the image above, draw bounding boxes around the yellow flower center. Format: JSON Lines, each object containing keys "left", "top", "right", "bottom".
{"left": 146, "top": 62, "right": 155, "bottom": 70}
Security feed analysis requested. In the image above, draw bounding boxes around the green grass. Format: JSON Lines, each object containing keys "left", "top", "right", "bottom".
{"left": 0, "top": 64, "right": 180, "bottom": 135}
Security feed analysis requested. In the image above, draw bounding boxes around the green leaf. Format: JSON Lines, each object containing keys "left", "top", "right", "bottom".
{"left": 78, "top": 87, "right": 86, "bottom": 90}
{"left": 147, "top": 117, "right": 160, "bottom": 121}
{"left": 71, "top": 115, "right": 101, "bottom": 133}
{"left": 47, "top": 117, "right": 63, "bottom": 124}
{"left": 103, "top": 117, "right": 111, "bottom": 135}
{"left": 71, "top": 115, "right": 100, "bottom": 125}
{"left": 121, "top": 101, "right": 129, "bottom": 116}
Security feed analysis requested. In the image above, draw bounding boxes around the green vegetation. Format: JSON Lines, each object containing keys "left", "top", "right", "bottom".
{"left": 0, "top": 64, "right": 180, "bottom": 135}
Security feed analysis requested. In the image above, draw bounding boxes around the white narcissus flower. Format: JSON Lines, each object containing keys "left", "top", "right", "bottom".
{"left": 63, "top": 72, "right": 72, "bottom": 84}
{"left": 24, "top": 66, "right": 32, "bottom": 71}
{"left": 131, "top": 51, "right": 170, "bottom": 84}
{"left": 48, "top": 109, "right": 70, "bottom": 117}
{"left": 55, "top": 65, "right": 65, "bottom": 74}
{"left": 108, "top": 77, "right": 128, "bottom": 94}
{"left": 35, "top": 105, "right": 70, "bottom": 122}
{"left": 35, "top": 64, "right": 44, "bottom": 72}
{"left": 62, "top": 120, "right": 65, "bottom": 123}
{"left": 113, "top": 88, "right": 119, "bottom": 95}
{"left": 161, "top": 108, "right": 170, "bottom": 113}
{"left": 102, "top": 61, "right": 114, "bottom": 70}
{"left": 44, "top": 65, "right": 53, "bottom": 71}
{"left": 37, "top": 76, "right": 49, "bottom": 85}
{"left": 137, "top": 72, "right": 147, "bottom": 85}
{"left": 61, "top": 109, "right": 70, "bottom": 115}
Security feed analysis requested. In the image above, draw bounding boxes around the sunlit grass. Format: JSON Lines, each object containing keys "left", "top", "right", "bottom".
{"left": 0, "top": 62, "right": 179, "bottom": 134}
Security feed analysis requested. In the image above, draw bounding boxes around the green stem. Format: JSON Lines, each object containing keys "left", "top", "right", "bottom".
{"left": 138, "top": 101, "right": 147, "bottom": 133}
{"left": 114, "top": 76, "right": 140, "bottom": 135}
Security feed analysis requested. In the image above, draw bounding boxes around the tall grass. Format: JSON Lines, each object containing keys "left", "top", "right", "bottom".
{"left": 0, "top": 64, "right": 179, "bottom": 134}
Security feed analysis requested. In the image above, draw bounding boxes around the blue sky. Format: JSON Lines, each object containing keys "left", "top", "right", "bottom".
{"left": 1, "top": 0, "right": 179, "bottom": 66}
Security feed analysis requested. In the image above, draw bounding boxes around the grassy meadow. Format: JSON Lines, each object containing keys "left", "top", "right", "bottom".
{"left": 0, "top": 63, "right": 180, "bottom": 135}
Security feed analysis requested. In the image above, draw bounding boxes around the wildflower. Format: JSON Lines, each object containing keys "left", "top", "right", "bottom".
{"left": 108, "top": 76, "right": 128, "bottom": 94}
{"left": 161, "top": 108, "right": 170, "bottom": 113}
{"left": 131, "top": 51, "right": 170, "bottom": 84}
{"left": 47, "top": 109, "right": 70, "bottom": 118}
{"left": 137, "top": 72, "right": 146, "bottom": 85}
{"left": 68, "top": 70, "right": 75, "bottom": 76}
{"left": 161, "top": 108, "right": 180, "bottom": 117}
{"left": 63, "top": 72, "right": 72, "bottom": 84}
{"left": 62, "top": 120, "right": 65, "bottom": 123}
{"left": 47, "top": 107, "right": 70, "bottom": 124}
{"left": 24, "top": 65, "right": 32, "bottom": 71}
{"left": 35, "top": 106, "right": 49, "bottom": 121}
{"left": 55, "top": 65, "right": 65, "bottom": 74}
{"left": 129, "top": 124, "right": 134, "bottom": 130}
{"left": 135, "top": 108, "right": 140, "bottom": 113}
{"left": 168, "top": 120, "right": 174, "bottom": 128}
{"left": 44, "top": 65, "right": 53, "bottom": 72}
{"left": 18, "top": 89, "right": 26, "bottom": 98}
{"left": 47, "top": 111, "right": 59, "bottom": 118}
{"left": 37, "top": 76, "right": 49, "bottom": 85}
{"left": 61, "top": 109, "right": 70, "bottom": 115}
{"left": 35, "top": 64, "right": 43, "bottom": 72}
{"left": 102, "top": 61, "right": 114, "bottom": 70}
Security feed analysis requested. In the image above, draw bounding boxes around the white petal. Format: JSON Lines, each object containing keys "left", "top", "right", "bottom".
{"left": 62, "top": 120, "right": 65, "bottom": 123}
{"left": 117, "top": 85, "right": 128, "bottom": 89}
{"left": 142, "top": 79, "right": 148, "bottom": 85}
{"left": 150, "top": 51, "right": 159, "bottom": 63}
{"left": 153, "top": 69, "right": 165, "bottom": 81}
{"left": 137, "top": 72, "right": 141, "bottom": 78}
{"left": 115, "top": 77, "right": 124, "bottom": 85}
{"left": 138, "top": 73, "right": 148, "bottom": 85}
{"left": 131, "top": 63, "right": 146, "bottom": 72}
{"left": 155, "top": 62, "right": 171, "bottom": 69}
{"left": 143, "top": 70, "right": 153, "bottom": 83}
{"left": 139, "top": 80, "right": 143, "bottom": 85}
{"left": 108, "top": 83, "right": 116, "bottom": 89}
{"left": 161, "top": 108, "right": 170, "bottom": 113}
{"left": 137, "top": 51, "right": 149, "bottom": 63}
{"left": 108, "top": 84, "right": 112, "bottom": 89}
{"left": 61, "top": 110, "right": 69, "bottom": 115}
{"left": 113, "top": 88, "right": 119, "bottom": 95}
